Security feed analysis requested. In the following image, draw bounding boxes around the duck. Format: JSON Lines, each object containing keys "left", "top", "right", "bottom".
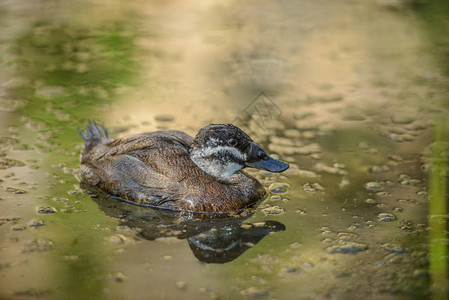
{"left": 78, "top": 121, "right": 289, "bottom": 214}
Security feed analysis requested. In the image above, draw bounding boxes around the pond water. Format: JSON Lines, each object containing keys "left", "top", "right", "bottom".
{"left": 0, "top": 0, "right": 448, "bottom": 299}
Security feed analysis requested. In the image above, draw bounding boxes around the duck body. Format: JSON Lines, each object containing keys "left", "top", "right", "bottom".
{"left": 79, "top": 122, "right": 288, "bottom": 213}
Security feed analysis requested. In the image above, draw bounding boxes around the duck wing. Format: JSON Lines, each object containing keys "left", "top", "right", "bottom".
{"left": 81, "top": 130, "right": 194, "bottom": 206}
{"left": 89, "top": 130, "right": 193, "bottom": 160}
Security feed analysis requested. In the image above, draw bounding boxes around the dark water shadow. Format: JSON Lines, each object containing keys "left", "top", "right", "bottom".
{"left": 82, "top": 184, "right": 286, "bottom": 264}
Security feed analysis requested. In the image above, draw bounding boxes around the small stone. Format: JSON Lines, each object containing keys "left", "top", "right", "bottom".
{"left": 364, "top": 181, "right": 383, "bottom": 191}
{"left": 240, "top": 287, "right": 269, "bottom": 298}
{"left": 315, "top": 163, "right": 347, "bottom": 175}
{"left": 302, "top": 183, "right": 316, "bottom": 193}
{"left": 270, "top": 195, "right": 282, "bottom": 201}
{"left": 155, "top": 115, "right": 174, "bottom": 122}
{"left": 268, "top": 182, "right": 290, "bottom": 194}
{"left": 12, "top": 226, "right": 27, "bottom": 231}
{"left": 336, "top": 232, "right": 358, "bottom": 241}
{"left": 289, "top": 242, "right": 302, "bottom": 249}
{"left": 176, "top": 281, "right": 187, "bottom": 289}
{"left": 380, "top": 243, "right": 407, "bottom": 254}
{"left": 106, "top": 234, "right": 127, "bottom": 245}
{"left": 400, "top": 178, "right": 422, "bottom": 187}
{"left": 368, "top": 165, "right": 390, "bottom": 173}
{"left": 6, "top": 187, "right": 28, "bottom": 194}
{"left": 0, "top": 98, "right": 27, "bottom": 112}
{"left": 392, "top": 207, "right": 403, "bottom": 213}
{"left": 295, "top": 208, "right": 307, "bottom": 215}
{"left": 417, "top": 190, "right": 427, "bottom": 198}
{"left": 261, "top": 206, "right": 285, "bottom": 215}
{"left": 22, "top": 238, "right": 54, "bottom": 253}
{"left": 327, "top": 242, "right": 368, "bottom": 254}
{"left": 376, "top": 191, "right": 390, "bottom": 197}
{"left": 28, "top": 219, "right": 45, "bottom": 228}
{"left": 377, "top": 213, "right": 396, "bottom": 222}
{"left": 63, "top": 255, "right": 79, "bottom": 261}
{"left": 347, "top": 225, "right": 358, "bottom": 231}
{"left": 112, "top": 272, "right": 127, "bottom": 283}
{"left": 297, "top": 143, "right": 321, "bottom": 155}
{"left": 37, "top": 206, "right": 57, "bottom": 214}
{"left": 13, "top": 288, "right": 51, "bottom": 297}
{"left": 322, "top": 238, "right": 334, "bottom": 244}
{"left": 35, "top": 86, "right": 67, "bottom": 98}
{"left": 280, "top": 266, "right": 297, "bottom": 273}
{"left": 391, "top": 114, "right": 415, "bottom": 124}
{"left": 312, "top": 183, "right": 324, "bottom": 190}
{"left": 283, "top": 129, "right": 301, "bottom": 138}
{"left": 240, "top": 224, "right": 252, "bottom": 230}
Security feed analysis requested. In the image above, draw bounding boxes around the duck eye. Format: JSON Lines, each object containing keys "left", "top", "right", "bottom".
{"left": 228, "top": 139, "right": 237, "bottom": 146}
{"left": 258, "top": 150, "right": 268, "bottom": 160}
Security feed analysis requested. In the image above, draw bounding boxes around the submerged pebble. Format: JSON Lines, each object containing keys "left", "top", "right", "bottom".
{"left": 336, "top": 232, "right": 358, "bottom": 241}
{"left": 154, "top": 115, "right": 174, "bottom": 122}
{"left": 240, "top": 287, "right": 269, "bottom": 298}
{"left": 380, "top": 243, "right": 407, "bottom": 254}
{"left": 312, "top": 183, "right": 324, "bottom": 190}
{"left": 397, "top": 199, "right": 417, "bottom": 204}
{"left": 175, "top": 281, "right": 187, "bottom": 289}
{"left": 417, "top": 190, "right": 427, "bottom": 198}
{"left": 295, "top": 208, "right": 307, "bottom": 215}
{"left": 296, "top": 169, "right": 319, "bottom": 178}
{"left": 0, "top": 158, "right": 25, "bottom": 169}
{"left": 270, "top": 195, "right": 282, "bottom": 201}
{"left": 364, "top": 182, "right": 383, "bottom": 191}
{"left": 13, "top": 288, "right": 52, "bottom": 297}
{"left": 35, "top": 85, "right": 67, "bottom": 98}
{"left": 111, "top": 272, "right": 127, "bottom": 283}
{"left": 297, "top": 143, "right": 321, "bottom": 155}
{"left": 315, "top": 163, "right": 347, "bottom": 175}
{"left": 268, "top": 182, "right": 290, "bottom": 194}
{"left": 106, "top": 234, "right": 135, "bottom": 245}
{"left": 0, "top": 98, "right": 27, "bottom": 112}
{"left": 303, "top": 183, "right": 317, "bottom": 193}
{"left": 327, "top": 242, "right": 368, "bottom": 254}
{"left": 400, "top": 178, "right": 422, "bottom": 187}
{"left": 392, "top": 207, "right": 403, "bottom": 213}
{"left": 22, "top": 238, "right": 54, "bottom": 253}
{"left": 368, "top": 165, "right": 390, "bottom": 173}
{"left": 391, "top": 114, "right": 415, "bottom": 124}
{"left": 283, "top": 129, "right": 301, "bottom": 138}
{"left": 5, "top": 187, "right": 28, "bottom": 194}
{"left": 377, "top": 213, "right": 396, "bottom": 222}
{"left": 261, "top": 206, "right": 285, "bottom": 215}
{"left": 37, "top": 206, "right": 57, "bottom": 214}
{"left": 376, "top": 191, "right": 390, "bottom": 197}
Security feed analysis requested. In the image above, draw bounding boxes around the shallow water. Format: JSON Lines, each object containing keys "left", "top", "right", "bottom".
{"left": 0, "top": 0, "right": 448, "bottom": 299}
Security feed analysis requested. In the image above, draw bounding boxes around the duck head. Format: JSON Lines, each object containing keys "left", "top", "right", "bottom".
{"left": 190, "top": 124, "right": 289, "bottom": 178}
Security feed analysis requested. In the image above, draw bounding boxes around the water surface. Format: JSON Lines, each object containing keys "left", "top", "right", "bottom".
{"left": 0, "top": 0, "right": 448, "bottom": 299}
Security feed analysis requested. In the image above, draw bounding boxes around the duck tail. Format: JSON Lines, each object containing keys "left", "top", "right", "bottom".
{"left": 78, "top": 120, "right": 111, "bottom": 149}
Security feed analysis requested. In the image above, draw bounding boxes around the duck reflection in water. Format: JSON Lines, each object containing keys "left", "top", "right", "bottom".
{"left": 85, "top": 184, "right": 285, "bottom": 264}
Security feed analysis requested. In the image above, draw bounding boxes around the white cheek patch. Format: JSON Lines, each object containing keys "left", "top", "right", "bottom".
{"left": 200, "top": 146, "right": 247, "bottom": 161}
{"left": 195, "top": 159, "right": 243, "bottom": 178}
{"left": 190, "top": 146, "right": 246, "bottom": 178}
